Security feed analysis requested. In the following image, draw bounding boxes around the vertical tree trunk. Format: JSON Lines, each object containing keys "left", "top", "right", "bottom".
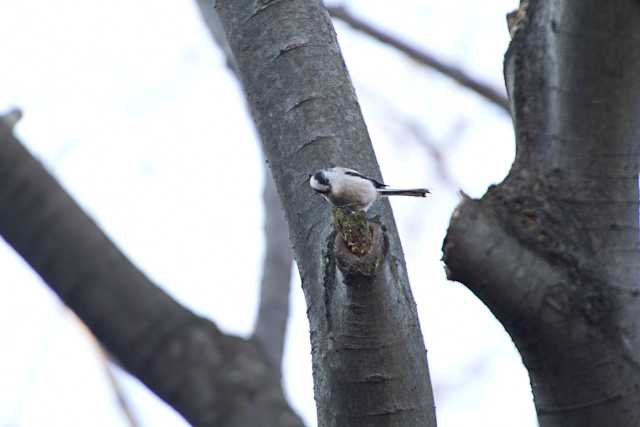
{"left": 214, "top": 1, "right": 437, "bottom": 426}
{"left": 444, "top": 1, "right": 640, "bottom": 426}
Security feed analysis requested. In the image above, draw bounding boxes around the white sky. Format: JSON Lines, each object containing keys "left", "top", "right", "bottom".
{"left": 0, "top": 1, "right": 537, "bottom": 426}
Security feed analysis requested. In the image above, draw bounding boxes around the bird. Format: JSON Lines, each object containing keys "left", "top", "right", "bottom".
{"left": 309, "top": 166, "right": 430, "bottom": 211}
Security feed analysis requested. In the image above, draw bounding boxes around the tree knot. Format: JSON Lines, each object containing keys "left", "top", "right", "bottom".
{"left": 483, "top": 170, "right": 591, "bottom": 267}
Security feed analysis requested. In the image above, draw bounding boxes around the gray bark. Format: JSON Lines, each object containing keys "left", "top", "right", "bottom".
{"left": 0, "top": 119, "right": 303, "bottom": 427}
{"left": 214, "top": 1, "right": 436, "bottom": 426}
{"left": 195, "top": 0, "right": 236, "bottom": 71}
{"left": 443, "top": 1, "right": 640, "bottom": 426}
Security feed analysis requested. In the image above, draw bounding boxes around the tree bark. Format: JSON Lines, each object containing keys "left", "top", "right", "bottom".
{"left": 443, "top": 1, "right": 640, "bottom": 426}
{"left": 195, "top": 0, "right": 236, "bottom": 71}
{"left": 214, "top": 1, "right": 437, "bottom": 426}
{"left": 0, "top": 119, "right": 303, "bottom": 427}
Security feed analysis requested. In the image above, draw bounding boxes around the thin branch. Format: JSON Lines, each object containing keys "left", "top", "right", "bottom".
{"left": 252, "top": 167, "right": 293, "bottom": 377}
{"left": 327, "top": 6, "right": 510, "bottom": 113}
{"left": 73, "top": 312, "right": 142, "bottom": 427}
{"left": 98, "top": 350, "right": 142, "bottom": 427}
{"left": 359, "top": 86, "right": 462, "bottom": 190}
{"left": 193, "top": 0, "right": 294, "bottom": 375}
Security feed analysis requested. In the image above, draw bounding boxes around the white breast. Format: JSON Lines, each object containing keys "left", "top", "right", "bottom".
{"left": 328, "top": 172, "right": 378, "bottom": 210}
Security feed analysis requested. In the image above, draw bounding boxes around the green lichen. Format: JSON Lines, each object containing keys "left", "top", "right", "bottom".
{"left": 331, "top": 207, "right": 372, "bottom": 256}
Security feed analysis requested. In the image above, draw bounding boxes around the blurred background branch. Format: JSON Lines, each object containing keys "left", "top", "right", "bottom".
{"left": 94, "top": 343, "right": 142, "bottom": 427}
{"left": 252, "top": 172, "right": 293, "bottom": 377}
{"left": 0, "top": 115, "right": 303, "bottom": 427}
{"left": 327, "top": 5, "right": 510, "bottom": 113}
{"left": 194, "top": 0, "right": 294, "bottom": 377}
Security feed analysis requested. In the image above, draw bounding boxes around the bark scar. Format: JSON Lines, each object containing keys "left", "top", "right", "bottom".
{"left": 286, "top": 95, "right": 323, "bottom": 113}
{"left": 295, "top": 135, "right": 334, "bottom": 155}
{"left": 244, "top": 0, "right": 289, "bottom": 24}
{"left": 276, "top": 40, "right": 311, "bottom": 59}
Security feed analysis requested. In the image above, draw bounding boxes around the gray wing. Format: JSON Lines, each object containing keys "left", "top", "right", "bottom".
{"left": 343, "top": 169, "right": 387, "bottom": 189}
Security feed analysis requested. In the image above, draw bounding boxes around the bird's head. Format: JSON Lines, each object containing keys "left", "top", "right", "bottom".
{"left": 309, "top": 170, "right": 331, "bottom": 194}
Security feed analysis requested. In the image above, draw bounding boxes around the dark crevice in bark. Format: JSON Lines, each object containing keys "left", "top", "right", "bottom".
{"left": 444, "top": 1, "right": 640, "bottom": 426}
{"left": 0, "top": 120, "right": 303, "bottom": 427}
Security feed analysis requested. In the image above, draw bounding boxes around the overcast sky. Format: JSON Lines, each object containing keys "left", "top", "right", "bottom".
{"left": 0, "top": 1, "right": 537, "bottom": 426}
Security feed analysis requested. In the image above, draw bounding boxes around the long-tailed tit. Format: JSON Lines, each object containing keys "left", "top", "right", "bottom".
{"left": 309, "top": 166, "right": 430, "bottom": 211}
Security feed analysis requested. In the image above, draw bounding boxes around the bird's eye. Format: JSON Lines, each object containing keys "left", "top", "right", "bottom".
{"left": 313, "top": 172, "right": 329, "bottom": 186}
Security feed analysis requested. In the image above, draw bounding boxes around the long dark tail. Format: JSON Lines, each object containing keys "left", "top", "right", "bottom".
{"left": 378, "top": 188, "right": 430, "bottom": 197}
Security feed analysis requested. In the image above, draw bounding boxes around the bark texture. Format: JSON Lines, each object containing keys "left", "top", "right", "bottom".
{"left": 195, "top": 0, "right": 236, "bottom": 70}
{"left": 0, "top": 120, "right": 303, "bottom": 427}
{"left": 214, "top": 1, "right": 437, "bottom": 426}
{"left": 443, "top": 2, "right": 640, "bottom": 426}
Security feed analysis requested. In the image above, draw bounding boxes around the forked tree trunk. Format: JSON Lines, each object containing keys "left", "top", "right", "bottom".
{"left": 443, "top": 2, "right": 640, "bottom": 426}
{"left": 214, "top": 1, "right": 437, "bottom": 426}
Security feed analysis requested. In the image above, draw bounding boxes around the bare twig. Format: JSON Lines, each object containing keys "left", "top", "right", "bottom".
{"left": 358, "top": 86, "right": 461, "bottom": 190}
{"left": 98, "top": 350, "right": 141, "bottom": 427}
{"left": 73, "top": 312, "right": 142, "bottom": 427}
{"left": 402, "top": 119, "right": 462, "bottom": 190}
{"left": 327, "top": 6, "right": 510, "bottom": 113}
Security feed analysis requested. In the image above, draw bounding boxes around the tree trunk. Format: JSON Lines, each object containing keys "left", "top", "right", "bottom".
{"left": 214, "top": 1, "right": 437, "bottom": 426}
{"left": 443, "top": 1, "right": 640, "bottom": 426}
